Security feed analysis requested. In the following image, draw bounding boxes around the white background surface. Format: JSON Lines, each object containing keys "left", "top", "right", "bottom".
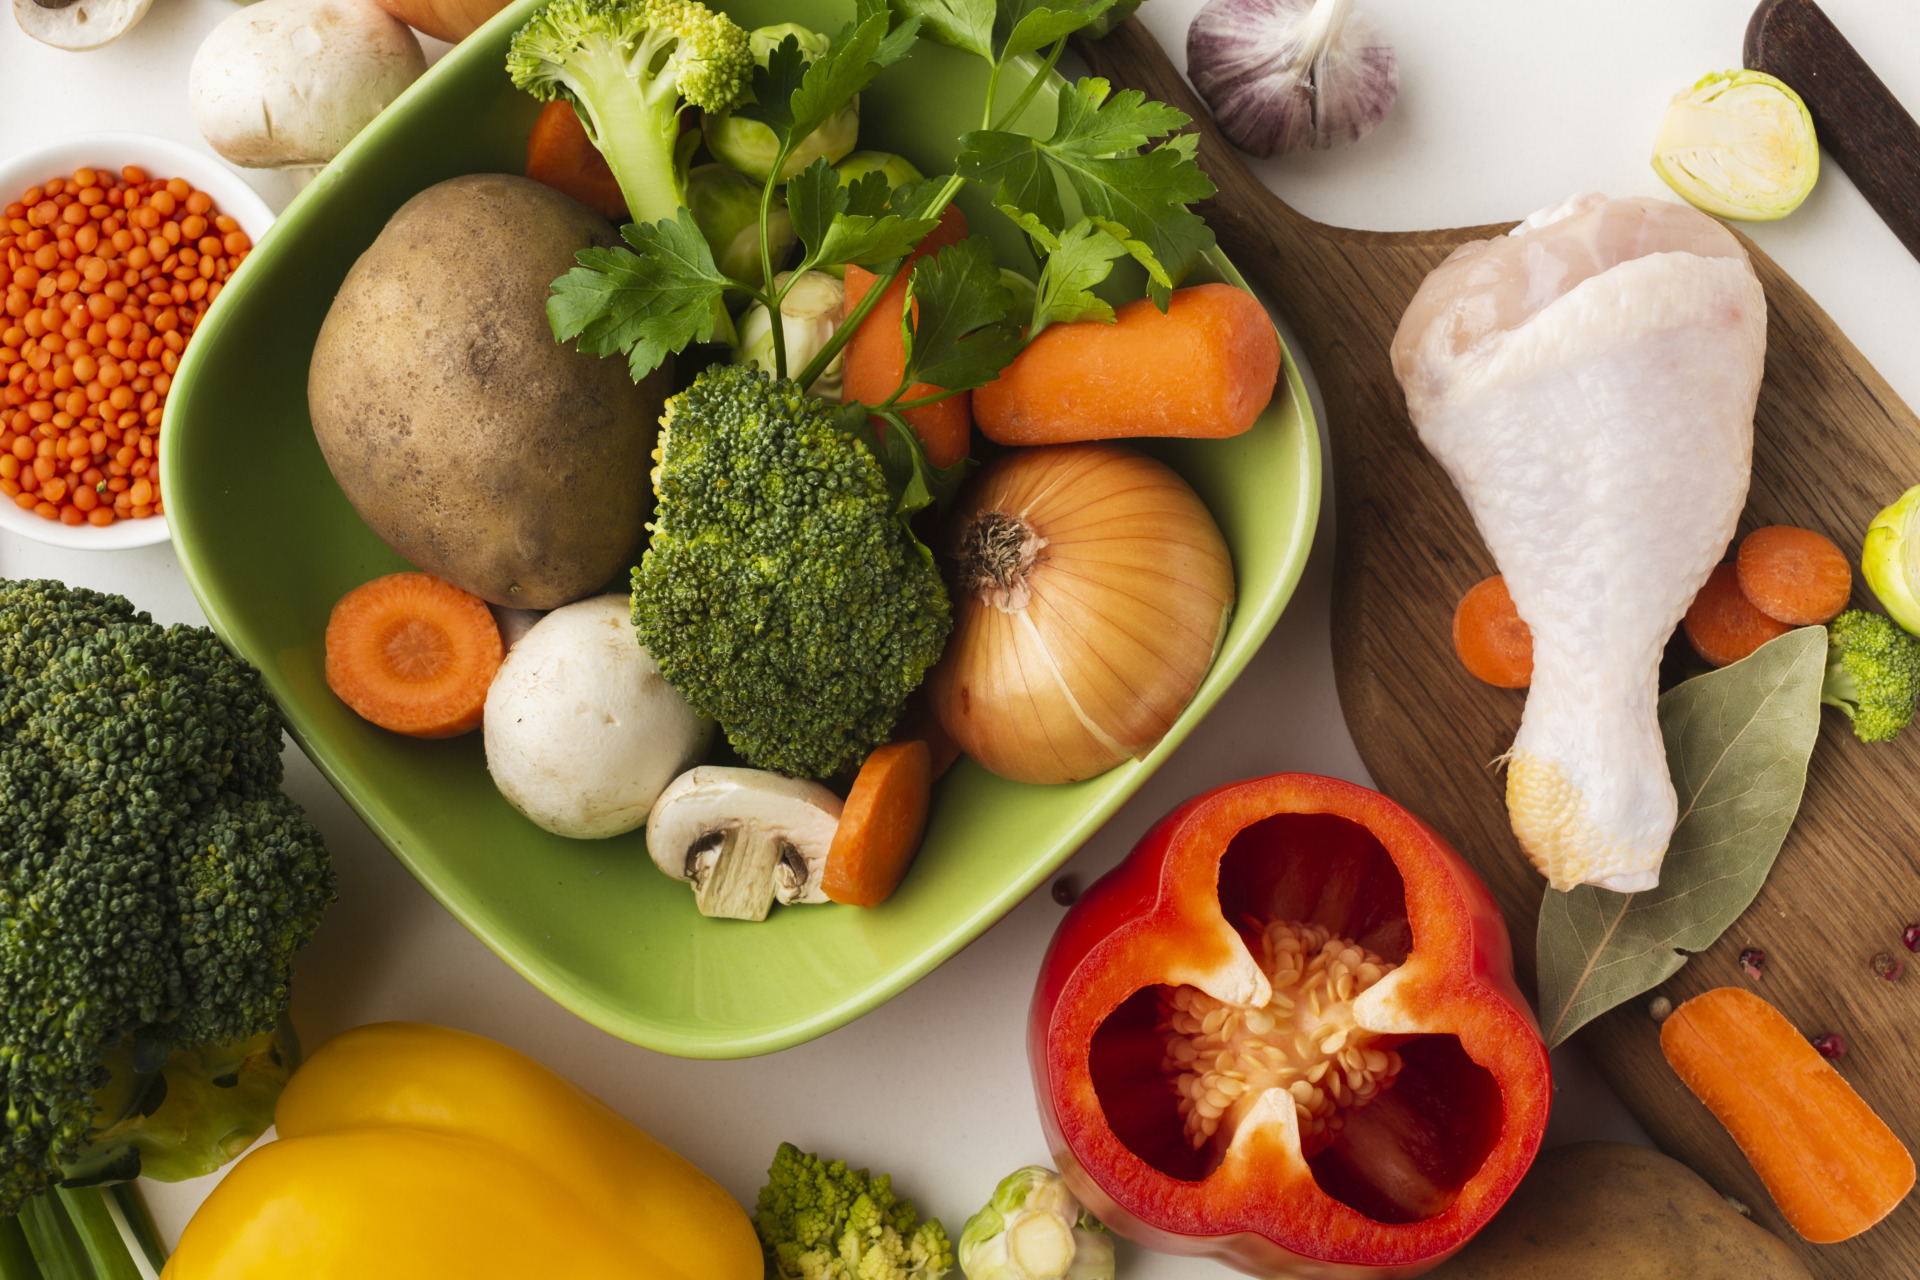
{"left": 4, "top": 0, "right": 1919, "bottom": 1270}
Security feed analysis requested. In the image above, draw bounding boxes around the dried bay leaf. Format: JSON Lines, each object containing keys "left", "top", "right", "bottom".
{"left": 1536, "top": 626, "right": 1826, "bottom": 1047}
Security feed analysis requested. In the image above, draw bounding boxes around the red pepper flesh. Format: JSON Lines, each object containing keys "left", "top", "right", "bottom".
{"left": 1030, "top": 774, "right": 1550, "bottom": 1278}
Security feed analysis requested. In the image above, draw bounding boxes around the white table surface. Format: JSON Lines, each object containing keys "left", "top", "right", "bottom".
{"left": 5, "top": 0, "right": 1918, "bottom": 1268}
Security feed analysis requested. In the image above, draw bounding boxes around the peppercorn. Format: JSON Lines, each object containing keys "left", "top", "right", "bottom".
{"left": 1739, "top": 947, "right": 1766, "bottom": 980}
{"left": 1872, "top": 951, "right": 1904, "bottom": 982}
{"left": 1811, "top": 1032, "right": 1847, "bottom": 1060}
{"left": 1903, "top": 922, "right": 1920, "bottom": 953}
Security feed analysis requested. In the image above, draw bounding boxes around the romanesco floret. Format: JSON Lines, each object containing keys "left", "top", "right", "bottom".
{"left": 632, "top": 365, "right": 951, "bottom": 779}
{"left": 0, "top": 580, "right": 334, "bottom": 1215}
{"left": 1823, "top": 608, "right": 1920, "bottom": 743}
{"left": 507, "top": 0, "right": 752, "bottom": 225}
{"left": 756, "top": 1142, "right": 955, "bottom": 1280}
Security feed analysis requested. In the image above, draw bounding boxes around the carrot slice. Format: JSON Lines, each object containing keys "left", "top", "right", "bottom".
{"left": 843, "top": 206, "right": 972, "bottom": 469}
{"left": 1684, "top": 562, "right": 1792, "bottom": 667}
{"left": 1661, "top": 987, "right": 1914, "bottom": 1243}
{"left": 525, "top": 101, "right": 626, "bottom": 222}
{"left": 821, "top": 740, "right": 934, "bottom": 908}
{"left": 972, "top": 283, "right": 1280, "bottom": 446}
{"left": 1452, "top": 574, "right": 1533, "bottom": 688}
{"left": 1736, "top": 524, "right": 1853, "bottom": 626}
{"left": 325, "top": 573, "right": 504, "bottom": 739}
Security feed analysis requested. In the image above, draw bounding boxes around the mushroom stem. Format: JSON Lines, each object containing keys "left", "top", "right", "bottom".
{"left": 688, "top": 825, "right": 792, "bottom": 921}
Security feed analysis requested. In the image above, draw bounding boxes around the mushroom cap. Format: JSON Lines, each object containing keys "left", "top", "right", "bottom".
{"left": 189, "top": 0, "right": 426, "bottom": 169}
{"left": 646, "top": 766, "right": 843, "bottom": 903}
{"left": 483, "top": 595, "right": 712, "bottom": 840}
{"left": 12, "top": 0, "right": 152, "bottom": 51}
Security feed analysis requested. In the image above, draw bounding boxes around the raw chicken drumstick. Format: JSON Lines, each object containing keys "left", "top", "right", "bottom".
{"left": 1391, "top": 193, "right": 1767, "bottom": 892}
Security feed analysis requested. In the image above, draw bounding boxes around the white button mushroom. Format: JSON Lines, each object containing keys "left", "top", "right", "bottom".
{"left": 189, "top": 0, "right": 426, "bottom": 172}
{"left": 483, "top": 595, "right": 712, "bottom": 840}
{"left": 646, "top": 766, "right": 843, "bottom": 921}
{"left": 12, "top": 0, "right": 151, "bottom": 51}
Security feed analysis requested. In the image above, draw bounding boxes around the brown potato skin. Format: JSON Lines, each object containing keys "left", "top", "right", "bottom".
{"left": 1432, "top": 1142, "right": 1811, "bottom": 1279}
{"left": 309, "top": 174, "right": 667, "bottom": 610}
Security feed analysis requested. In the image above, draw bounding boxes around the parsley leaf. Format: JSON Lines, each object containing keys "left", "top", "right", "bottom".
{"left": 788, "top": 158, "right": 941, "bottom": 270}
{"left": 993, "top": 0, "right": 1115, "bottom": 61}
{"left": 900, "top": 235, "right": 1024, "bottom": 391}
{"left": 888, "top": 0, "right": 993, "bottom": 59}
{"left": 959, "top": 77, "right": 1216, "bottom": 304}
{"left": 1006, "top": 209, "right": 1167, "bottom": 336}
{"left": 547, "top": 209, "right": 732, "bottom": 381}
{"left": 832, "top": 403, "right": 974, "bottom": 525}
{"left": 736, "top": 34, "right": 809, "bottom": 142}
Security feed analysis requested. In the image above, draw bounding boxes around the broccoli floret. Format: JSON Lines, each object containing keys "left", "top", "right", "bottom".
{"left": 1823, "top": 609, "right": 1920, "bottom": 742}
{"left": 633, "top": 366, "right": 951, "bottom": 779}
{"left": 755, "top": 1142, "right": 955, "bottom": 1280}
{"left": 508, "top": 0, "right": 752, "bottom": 226}
{"left": 0, "top": 580, "right": 334, "bottom": 1216}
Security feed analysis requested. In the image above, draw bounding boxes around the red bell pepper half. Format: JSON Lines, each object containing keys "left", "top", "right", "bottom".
{"left": 1030, "top": 773, "right": 1550, "bottom": 1278}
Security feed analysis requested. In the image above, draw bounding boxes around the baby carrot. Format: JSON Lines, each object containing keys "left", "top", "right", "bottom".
{"left": 972, "top": 283, "right": 1280, "bottom": 446}
{"left": 1684, "top": 562, "right": 1792, "bottom": 667}
{"left": 1453, "top": 574, "right": 1532, "bottom": 688}
{"left": 1736, "top": 525, "right": 1852, "bottom": 626}
{"left": 326, "top": 573, "right": 504, "bottom": 739}
{"left": 1661, "top": 987, "right": 1914, "bottom": 1243}
{"left": 525, "top": 101, "right": 626, "bottom": 221}
{"left": 842, "top": 205, "right": 972, "bottom": 469}
{"left": 821, "top": 740, "right": 934, "bottom": 908}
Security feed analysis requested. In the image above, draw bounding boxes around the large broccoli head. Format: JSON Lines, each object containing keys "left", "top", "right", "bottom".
{"left": 0, "top": 581, "right": 334, "bottom": 1214}
{"left": 1823, "top": 608, "right": 1920, "bottom": 743}
{"left": 633, "top": 366, "right": 951, "bottom": 779}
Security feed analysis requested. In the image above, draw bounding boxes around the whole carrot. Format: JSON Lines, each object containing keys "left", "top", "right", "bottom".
{"left": 842, "top": 206, "right": 971, "bottom": 469}
{"left": 973, "top": 283, "right": 1280, "bottom": 445}
{"left": 1661, "top": 986, "right": 1914, "bottom": 1243}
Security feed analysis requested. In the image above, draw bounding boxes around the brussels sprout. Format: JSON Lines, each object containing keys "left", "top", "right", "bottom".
{"left": 735, "top": 270, "right": 846, "bottom": 398}
{"left": 835, "top": 150, "right": 924, "bottom": 192}
{"left": 703, "top": 22, "right": 859, "bottom": 183}
{"left": 1652, "top": 69, "right": 1818, "bottom": 221}
{"left": 687, "top": 164, "right": 794, "bottom": 287}
{"left": 959, "top": 1167, "right": 1114, "bottom": 1280}
{"left": 1863, "top": 484, "right": 1920, "bottom": 635}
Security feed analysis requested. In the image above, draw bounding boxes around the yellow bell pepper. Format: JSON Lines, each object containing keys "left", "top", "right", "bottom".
{"left": 162, "top": 1022, "right": 762, "bottom": 1280}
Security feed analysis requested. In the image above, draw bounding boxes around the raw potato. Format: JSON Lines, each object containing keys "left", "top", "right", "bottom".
{"left": 310, "top": 175, "right": 668, "bottom": 609}
{"left": 1432, "top": 1142, "right": 1810, "bottom": 1279}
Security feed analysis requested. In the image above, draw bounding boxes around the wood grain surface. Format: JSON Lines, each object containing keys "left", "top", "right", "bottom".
{"left": 1074, "top": 17, "right": 1920, "bottom": 1278}
{"left": 1746, "top": 0, "right": 1920, "bottom": 264}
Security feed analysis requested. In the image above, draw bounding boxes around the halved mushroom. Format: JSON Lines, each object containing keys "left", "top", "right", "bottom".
{"left": 646, "top": 767, "right": 843, "bottom": 921}
{"left": 13, "top": 0, "right": 151, "bottom": 51}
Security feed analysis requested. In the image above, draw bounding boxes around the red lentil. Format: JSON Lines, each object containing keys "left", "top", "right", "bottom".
{"left": 0, "top": 165, "right": 250, "bottom": 526}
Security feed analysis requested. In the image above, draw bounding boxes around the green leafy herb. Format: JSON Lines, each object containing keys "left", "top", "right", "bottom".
{"left": 788, "top": 159, "right": 941, "bottom": 270}
{"left": 959, "top": 77, "right": 1216, "bottom": 305}
{"left": 899, "top": 236, "right": 1024, "bottom": 392}
{"left": 889, "top": 0, "right": 992, "bottom": 57}
{"left": 1534, "top": 626, "right": 1825, "bottom": 1047}
{"left": 994, "top": 0, "right": 1116, "bottom": 61}
{"left": 548, "top": 209, "right": 733, "bottom": 380}
{"left": 832, "top": 403, "right": 972, "bottom": 525}
{"left": 1006, "top": 207, "right": 1166, "bottom": 336}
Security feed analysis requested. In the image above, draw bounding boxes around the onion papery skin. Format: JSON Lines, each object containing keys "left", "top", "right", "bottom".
{"left": 930, "top": 444, "right": 1235, "bottom": 785}
{"left": 1187, "top": 0, "right": 1398, "bottom": 159}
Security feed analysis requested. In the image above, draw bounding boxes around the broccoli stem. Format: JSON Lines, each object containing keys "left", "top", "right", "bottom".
{"left": 17, "top": 1196, "right": 88, "bottom": 1280}
{"left": 570, "top": 40, "right": 689, "bottom": 228}
{"left": 9, "top": 1188, "right": 159, "bottom": 1280}
{"left": 54, "top": 1189, "right": 155, "bottom": 1280}
{"left": 0, "top": 1214, "right": 39, "bottom": 1280}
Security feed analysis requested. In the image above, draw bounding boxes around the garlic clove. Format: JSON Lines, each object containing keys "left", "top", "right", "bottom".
{"left": 1186, "top": 0, "right": 1398, "bottom": 159}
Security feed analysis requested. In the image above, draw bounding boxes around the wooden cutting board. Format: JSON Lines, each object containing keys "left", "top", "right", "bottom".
{"left": 1075, "top": 16, "right": 1920, "bottom": 1278}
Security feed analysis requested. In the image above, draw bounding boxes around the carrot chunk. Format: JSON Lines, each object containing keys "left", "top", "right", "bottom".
{"left": 972, "top": 283, "right": 1280, "bottom": 446}
{"left": 821, "top": 740, "right": 934, "bottom": 908}
{"left": 326, "top": 573, "right": 504, "bottom": 739}
{"left": 1661, "top": 987, "right": 1914, "bottom": 1243}
{"left": 842, "top": 206, "right": 972, "bottom": 469}
{"left": 1736, "top": 524, "right": 1852, "bottom": 626}
{"left": 1684, "top": 562, "right": 1792, "bottom": 667}
{"left": 525, "top": 101, "right": 626, "bottom": 221}
{"left": 1452, "top": 574, "right": 1532, "bottom": 688}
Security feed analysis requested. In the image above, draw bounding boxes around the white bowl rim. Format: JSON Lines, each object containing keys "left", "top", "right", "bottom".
{"left": 0, "top": 132, "right": 276, "bottom": 552}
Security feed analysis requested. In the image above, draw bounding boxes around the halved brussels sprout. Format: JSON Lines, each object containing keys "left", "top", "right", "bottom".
{"left": 1864, "top": 484, "right": 1920, "bottom": 635}
{"left": 687, "top": 164, "right": 794, "bottom": 287}
{"left": 1652, "top": 69, "right": 1818, "bottom": 221}
{"left": 703, "top": 22, "right": 859, "bottom": 183}
{"left": 835, "top": 150, "right": 924, "bottom": 192}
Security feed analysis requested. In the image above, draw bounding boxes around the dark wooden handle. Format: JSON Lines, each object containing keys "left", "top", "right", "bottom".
{"left": 1745, "top": 0, "right": 1920, "bottom": 264}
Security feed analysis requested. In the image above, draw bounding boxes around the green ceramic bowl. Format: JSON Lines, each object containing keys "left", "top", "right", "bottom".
{"left": 163, "top": 0, "right": 1320, "bottom": 1058}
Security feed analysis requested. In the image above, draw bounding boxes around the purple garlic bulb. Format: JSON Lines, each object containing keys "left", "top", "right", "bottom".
{"left": 1187, "top": 0, "right": 1398, "bottom": 158}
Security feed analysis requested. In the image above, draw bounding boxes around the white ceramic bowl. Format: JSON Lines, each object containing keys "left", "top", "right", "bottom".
{"left": 0, "top": 132, "right": 276, "bottom": 551}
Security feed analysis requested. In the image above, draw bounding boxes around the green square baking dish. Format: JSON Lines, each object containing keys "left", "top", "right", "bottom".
{"left": 161, "top": 0, "right": 1319, "bottom": 1057}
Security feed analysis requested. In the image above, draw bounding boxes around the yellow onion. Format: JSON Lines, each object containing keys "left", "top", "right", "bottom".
{"left": 929, "top": 444, "right": 1234, "bottom": 785}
